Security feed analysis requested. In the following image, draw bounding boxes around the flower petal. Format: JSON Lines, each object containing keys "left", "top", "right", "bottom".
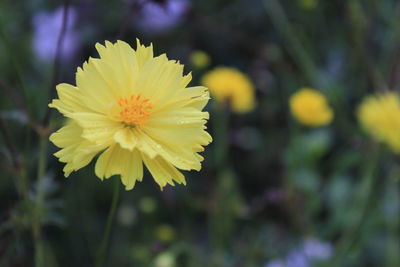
{"left": 113, "top": 127, "right": 138, "bottom": 151}
{"left": 76, "top": 61, "right": 118, "bottom": 113}
{"left": 152, "top": 86, "right": 210, "bottom": 113}
{"left": 142, "top": 153, "right": 186, "bottom": 189}
{"left": 68, "top": 112, "right": 122, "bottom": 145}
{"left": 94, "top": 40, "right": 139, "bottom": 97}
{"left": 135, "top": 39, "right": 154, "bottom": 68}
{"left": 95, "top": 144, "right": 143, "bottom": 190}
{"left": 138, "top": 129, "right": 207, "bottom": 171}
{"left": 145, "top": 107, "right": 212, "bottom": 149}
{"left": 50, "top": 121, "right": 105, "bottom": 177}
{"left": 49, "top": 83, "right": 89, "bottom": 115}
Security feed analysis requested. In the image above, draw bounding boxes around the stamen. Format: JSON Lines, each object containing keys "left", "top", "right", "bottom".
{"left": 117, "top": 94, "right": 152, "bottom": 126}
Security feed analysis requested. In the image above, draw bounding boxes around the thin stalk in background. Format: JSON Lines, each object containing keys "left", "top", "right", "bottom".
{"left": 0, "top": 117, "right": 20, "bottom": 174}
{"left": 329, "top": 144, "right": 381, "bottom": 266}
{"left": 95, "top": 179, "right": 121, "bottom": 267}
{"left": 379, "top": 2, "right": 400, "bottom": 90}
{"left": 385, "top": 162, "right": 400, "bottom": 267}
{"left": 345, "top": 0, "right": 388, "bottom": 92}
{"left": 0, "top": 11, "right": 34, "bottom": 167}
{"left": 0, "top": 18, "right": 29, "bottom": 112}
{"left": 0, "top": 117, "right": 29, "bottom": 200}
{"left": 30, "top": 2, "right": 70, "bottom": 266}
{"left": 263, "top": 0, "right": 318, "bottom": 87}
{"left": 209, "top": 105, "right": 244, "bottom": 266}
{"left": 32, "top": 136, "right": 49, "bottom": 267}
{"left": 42, "top": 0, "right": 70, "bottom": 127}
{"left": 0, "top": 75, "right": 39, "bottom": 132}
{"left": 210, "top": 104, "right": 229, "bottom": 266}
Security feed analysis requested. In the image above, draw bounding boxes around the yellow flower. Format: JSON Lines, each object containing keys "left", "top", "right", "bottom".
{"left": 155, "top": 224, "right": 176, "bottom": 242}
{"left": 202, "top": 67, "right": 255, "bottom": 113}
{"left": 289, "top": 88, "right": 333, "bottom": 127}
{"left": 357, "top": 92, "right": 400, "bottom": 153}
{"left": 297, "top": 0, "right": 317, "bottom": 10}
{"left": 190, "top": 50, "right": 211, "bottom": 69}
{"left": 49, "top": 40, "right": 212, "bottom": 190}
{"left": 154, "top": 252, "right": 175, "bottom": 267}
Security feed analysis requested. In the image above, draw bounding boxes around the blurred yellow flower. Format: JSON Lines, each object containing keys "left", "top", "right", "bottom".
{"left": 202, "top": 67, "right": 255, "bottom": 113}
{"left": 154, "top": 252, "right": 175, "bottom": 267}
{"left": 297, "top": 0, "right": 317, "bottom": 10}
{"left": 155, "top": 224, "right": 176, "bottom": 242}
{"left": 289, "top": 88, "right": 333, "bottom": 127}
{"left": 357, "top": 92, "right": 400, "bottom": 152}
{"left": 139, "top": 197, "right": 157, "bottom": 213}
{"left": 190, "top": 50, "right": 210, "bottom": 69}
{"left": 49, "top": 40, "right": 212, "bottom": 190}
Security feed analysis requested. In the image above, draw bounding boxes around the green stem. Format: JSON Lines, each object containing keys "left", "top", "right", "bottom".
{"left": 209, "top": 104, "right": 230, "bottom": 266}
{"left": 33, "top": 136, "right": 49, "bottom": 267}
{"left": 329, "top": 145, "right": 380, "bottom": 266}
{"left": 385, "top": 163, "right": 400, "bottom": 267}
{"left": 95, "top": 179, "right": 120, "bottom": 267}
{"left": 263, "top": 0, "right": 318, "bottom": 86}
{"left": 0, "top": 19, "right": 29, "bottom": 108}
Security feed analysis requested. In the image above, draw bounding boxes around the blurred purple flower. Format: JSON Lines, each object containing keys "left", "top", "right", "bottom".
{"left": 264, "top": 238, "right": 333, "bottom": 267}
{"left": 264, "top": 259, "right": 285, "bottom": 267}
{"left": 32, "top": 7, "right": 79, "bottom": 62}
{"left": 302, "top": 238, "right": 333, "bottom": 260}
{"left": 286, "top": 249, "right": 311, "bottom": 267}
{"left": 136, "top": 0, "right": 189, "bottom": 34}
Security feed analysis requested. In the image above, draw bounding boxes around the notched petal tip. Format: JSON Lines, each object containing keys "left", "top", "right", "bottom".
{"left": 49, "top": 132, "right": 57, "bottom": 143}
{"left": 63, "top": 164, "right": 73, "bottom": 177}
{"left": 95, "top": 42, "right": 104, "bottom": 50}
{"left": 116, "top": 40, "right": 130, "bottom": 47}
{"left": 105, "top": 40, "right": 113, "bottom": 48}
{"left": 123, "top": 181, "right": 136, "bottom": 191}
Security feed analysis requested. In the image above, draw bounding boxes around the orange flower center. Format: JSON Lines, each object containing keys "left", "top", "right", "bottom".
{"left": 117, "top": 94, "right": 152, "bottom": 126}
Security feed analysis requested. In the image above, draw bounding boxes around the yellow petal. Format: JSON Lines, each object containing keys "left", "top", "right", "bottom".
{"left": 135, "top": 39, "right": 154, "bottom": 68}
{"left": 76, "top": 61, "right": 118, "bottom": 112}
{"left": 94, "top": 40, "right": 139, "bottom": 97}
{"left": 145, "top": 107, "right": 211, "bottom": 149}
{"left": 113, "top": 127, "right": 138, "bottom": 151}
{"left": 95, "top": 144, "right": 143, "bottom": 190}
{"left": 49, "top": 83, "right": 88, "bottom": 115}
{"left": 152, "top": 86, "right": 209, "bottom": 113}
{"left": 68, "top": 112, "right": 121, "bottom": 144}
{"left": 142, "top": 153, "right": 186, "bottom": 189}
{"left": 50, "top": 120, "right": 82, "bottom": 148}
{"left": 138, "top": 129, "right": 205, "bottom": 171}
{"left": 50, "top": 121, "right": 105, "bottom": 177}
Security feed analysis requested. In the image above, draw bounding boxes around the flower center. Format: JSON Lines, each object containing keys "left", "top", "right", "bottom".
{"left": 117, "top": 94, "right": 152, "bottom": 126}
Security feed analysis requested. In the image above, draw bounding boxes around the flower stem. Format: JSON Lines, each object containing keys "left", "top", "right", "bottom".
{"left": 210, "top": 105, "right": 231, "bottom": 265}
{"left": 95, "top": 179, "right": 120, "bottom": 267}
{"left": 329, "top": 144, "right": 380, "bottom": 266}
{"left": 33, "top": 136, "right": 49, "bottom": 267}
{"left": 263, "top": 0, "right": 318, "bottom": 86}
{"left": 42, "top": 0, "right": 70, "bottom": 127}
{"left": 385, "top": 163, "right": 400, "bottom": 267}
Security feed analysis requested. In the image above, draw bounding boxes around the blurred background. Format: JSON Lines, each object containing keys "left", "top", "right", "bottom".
{"left": 1, "top": 0, "right": 400, "bottom": 266}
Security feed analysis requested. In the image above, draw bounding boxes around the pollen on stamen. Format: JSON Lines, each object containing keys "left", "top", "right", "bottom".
{"left": 118, "top": 94, "right": 152, "bottom": 126}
